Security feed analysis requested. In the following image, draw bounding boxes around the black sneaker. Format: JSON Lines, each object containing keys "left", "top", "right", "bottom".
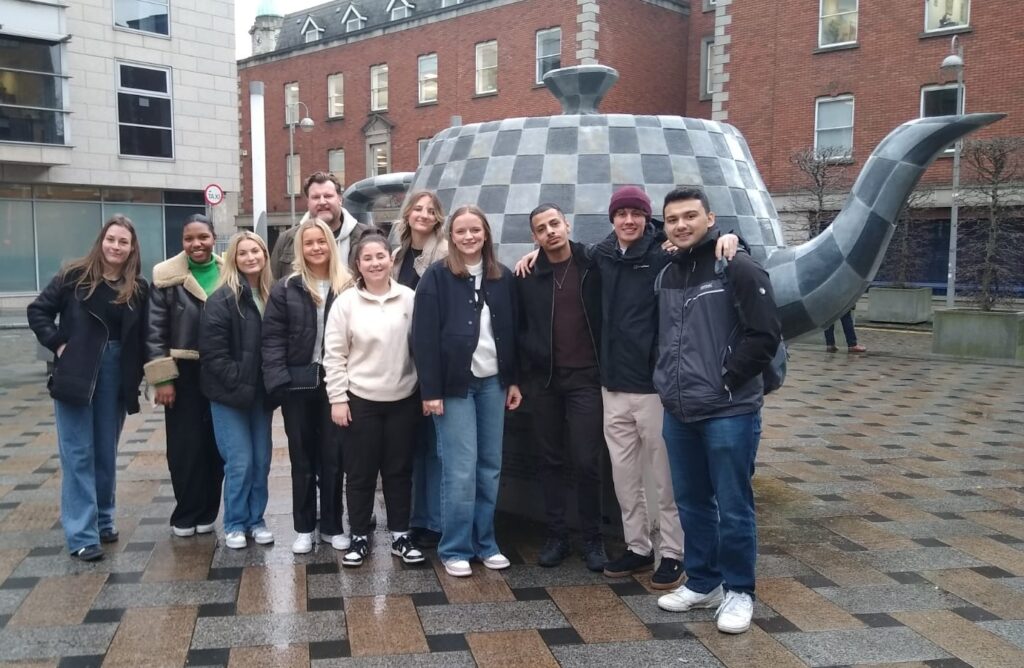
{"left": 99, "top": 528, "right": 119, "bottom": 544}
{"left": 411, "top": 527, "right": 441, "bottom": 548}
{"left": 651, "top": 557, "right": 684, "bottom": 589}
{"left": 603, "top": 549, "right": 654, "bottom": 577}
{"left": 537, "top": 536, "right": 570, "bottom": 567}
{"left": 71, "top": 545, "right": 104, "bottom": 562}
{"left": 391, "top": 535, "right": 426, "bottom": 564}
{"left": 582, "top": 539, "right": 608, "bottom": 573}
{"left": 342, "top": 536, "right": 369, "bottom": 568}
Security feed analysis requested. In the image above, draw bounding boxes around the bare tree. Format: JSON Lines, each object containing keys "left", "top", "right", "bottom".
{"left": 885, "top": 187, "right": 934, "bottom": 288}
{"left": 790, "top": 146, "right": 851, "bottom": 239}
{"left": 957, "top": 137, "right": 1024, "bottom": 310}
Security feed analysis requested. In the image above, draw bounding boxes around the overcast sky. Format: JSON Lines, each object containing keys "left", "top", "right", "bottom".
{"left": 236, "top": 0, "right": 325, "bottom": 60}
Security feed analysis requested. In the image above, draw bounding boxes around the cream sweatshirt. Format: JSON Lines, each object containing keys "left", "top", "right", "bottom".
{"left": 324, "top": 282, "right": 418, "bottom": 404}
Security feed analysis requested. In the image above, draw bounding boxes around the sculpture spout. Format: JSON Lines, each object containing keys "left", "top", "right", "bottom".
{"left": 765, "top": 112, "right": 1005, "bottom": 340}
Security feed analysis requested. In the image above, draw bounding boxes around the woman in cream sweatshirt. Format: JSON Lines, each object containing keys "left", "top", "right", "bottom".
{"left": 324, "top": 232, "right": 422, "bottom": 568}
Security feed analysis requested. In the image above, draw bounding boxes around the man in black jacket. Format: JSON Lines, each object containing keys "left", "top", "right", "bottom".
{"left": 653, "top": 187, "right": 780, "bottom": 635}
{"left": 517, "top": 204, "right": 606, "bottom": 571}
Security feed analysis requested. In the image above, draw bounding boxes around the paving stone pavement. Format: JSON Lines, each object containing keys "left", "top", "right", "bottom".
{"left": 0, "top": 326, "right": 1021, "bottom": 667}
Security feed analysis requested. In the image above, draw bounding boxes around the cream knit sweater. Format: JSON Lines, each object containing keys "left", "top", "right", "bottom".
{"left": 323, "top": 283, "right": 418, "bottom": 404}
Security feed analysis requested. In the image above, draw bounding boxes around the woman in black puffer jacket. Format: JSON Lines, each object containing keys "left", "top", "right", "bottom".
{"left": 199, "top": 231, "right": 275, "bottom": 550}
{"left": 27, "top": 215, "right": 148, "bottom": 562}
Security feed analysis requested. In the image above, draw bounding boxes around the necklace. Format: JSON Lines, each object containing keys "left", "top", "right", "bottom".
{"left": 552, "top": 259, "right": 572, "bottom": 291}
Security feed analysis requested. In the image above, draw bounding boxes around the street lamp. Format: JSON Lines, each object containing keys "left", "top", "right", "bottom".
{"left": 288, "top": 100, "right": 314, "bottom": 224}
{"left": 941, "top": 36, "right": 964, "bottom": 308}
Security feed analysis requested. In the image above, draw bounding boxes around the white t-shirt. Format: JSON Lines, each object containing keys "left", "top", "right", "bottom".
{"left": 467, "top": 262, "right": 498, "bottom": 378}
{"left": 313, "top": 279, "right": 330, "bottom": 364}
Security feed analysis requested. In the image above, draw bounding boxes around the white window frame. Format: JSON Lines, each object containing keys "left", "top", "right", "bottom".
{"left": 921, "top": 83, "right": 965, "bottom": 153}
{"left": 475, "top": 40, "right": 498, "bottom": 95}
{"left": 535, "top": 28, "right": 561, "bottom": 85}
{"left": 418, "top": 53, "right": 438, "bottom": 104}
{"left": 112, "top": 0, "right": 171, "bottom": 38}
{"left": 387, "top": 0, "right": 414, "bottom": 21}
{"left": 819, "top": 0, "right": 858, "bottom": 48}
{"left": 369, "top": 142, "right": 390, "bottom": 177}
{"left": 441, "top": 0, "right": 462, "bottom": 7}
{"left": 327, "top": 73, "right": 344, "bottom": 118}
{"left": 370, "top": 64, "right": 389, "bottom": 111}
{"left": 924, "top": 0, "right": 970, "bottom": 33}
{"left": 116, "top": 61, "right": 174, "bottom": 160}
{"left": 341, "top": 5, "right": 367, "bottom": 32}
{"left": 703, "top": 0, "right": 717, "bottom": 11}
{"left": 0, "top": 36, "right": 71, "bottom": 146}
{"left": 328, "top": 148, "right": 345, "bottom": 185}
{"left": 284, "top": 82, "right": 299, "bottom": 125}
{"left": 286, "top": 154, "right": 301, "bottom": 196}
{"left": 814, "top": 95, "right": 855, "bottom": 159}
{"left": 305, "top": 28, "right": 320, "bottom": 43}
{"left": 699, "top": 36, "right": 715, "bottom": 101}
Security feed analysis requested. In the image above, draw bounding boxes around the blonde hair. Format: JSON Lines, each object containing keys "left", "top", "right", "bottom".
{"left": 291, "top": 219, "right": 351, "bottom": 304}
{"left": 396, "top": 190, "right": 445, "bottom": 248}
{"left": 216, "top": 231, "right": 273, "bottom": 311}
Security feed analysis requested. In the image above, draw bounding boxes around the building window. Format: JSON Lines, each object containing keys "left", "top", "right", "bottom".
{"left": 342, "top": 6, "right": 366, "bottom": 32}
{"left": 370, "top": 143, "right": 389, "bottom": 176}
{"left": 114, "top": 0, "right": 169, "bottom": 36}
{"left": 370, "top": 65, "right": 388, "bottom": 111}
{"left": 699, "top": 36, "right": 715, "bottom": 101}
{"left": 117, "top": 62, "right": 173, "bottom": 159}
{"left": 819, "top": 0, "right": 858, "bottom": 47}
{"left": 418, "top": 138, "right": 431, "bottom": 162}
{"left": 441, "top": 0, "right": 462, "bottom": 7}
{"left": 286, "top": 154, "right": 301, "bottom": 196}
{"left": 0, "top": 36, "right": 68, "bottom": 145}
{"left": 704, "top": 0, "right": 717, "bottom": 11}
{"left": 921, "top": 83, "right": 964, "bottom": 152}
{"left": 284, "top": 82, "right": 299, "bottom": 125}
{"left": 475, "top": 41, "right": 498, "bottom": 95}
{"left": 305, "top": 28, "right": 320, "bottom": 43}
{"left": 418, "top": 54, "right": 438, "bottom": 104}
{"left": 814, "top": 95, "right": 854, "bottom": 158}
{"left": 327, "top": 74, "right": 344, "bottom": 118}
{"left": 328, "top": 149, "right": 345, "bottom": 186}
{"left": 388, "top": 0, "right": 413, "bottom": 21}
{"left": 535, "top": 28, "right": 561, "bottom": 84}
{"left": 925, "top": 0, "right": 969, "bottom": 32}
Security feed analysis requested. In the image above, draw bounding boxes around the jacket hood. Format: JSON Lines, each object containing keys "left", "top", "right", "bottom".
{"left": 298, "top": 207, "right": 359, "bottom": 238}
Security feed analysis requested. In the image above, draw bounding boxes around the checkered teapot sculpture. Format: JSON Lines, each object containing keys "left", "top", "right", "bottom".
{"left": 343, "top": 65, "right": 1001, "bottom": 338}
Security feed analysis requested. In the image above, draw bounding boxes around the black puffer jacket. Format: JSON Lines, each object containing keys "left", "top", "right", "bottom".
{"left": 262, "top": 274, "right": 338, "bottom": 395}
{"left": 144, "top": 252, "right": 222, "bottom": 386}
{"left": 516, "top": 241, "right": 601, "bottom": 386}
{"left": 27, "top": 269, "right": 148, "bottom": 413}
{"left": 199, "top": 279, "right": 266, "bottom": 409}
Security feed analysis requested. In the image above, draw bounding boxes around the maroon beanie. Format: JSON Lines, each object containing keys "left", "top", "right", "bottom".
{"left": 608, "top": 186, "right": 652, "bottom": 222}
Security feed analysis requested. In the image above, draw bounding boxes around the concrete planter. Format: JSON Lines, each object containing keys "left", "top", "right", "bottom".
{"left": 932, "top": 309, "right": 1024, "bottom": 360}
{"left": 867, "top": 287, "right": 933, "bottom": 324}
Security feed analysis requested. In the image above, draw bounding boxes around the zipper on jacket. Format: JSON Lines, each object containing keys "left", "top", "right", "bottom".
{"left": 85, "top": 306, "right": 110, "bottom": 404}
{"left": 579, "top": 266, "right": 601, "bottom": 375}
{"left": 546, "top": 277, "right": 555, "bottom": 387}
{"left": 672, "top": 260, "right": 697, "bottom": 420}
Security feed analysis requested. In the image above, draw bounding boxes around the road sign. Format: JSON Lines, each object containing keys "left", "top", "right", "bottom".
{"left": 204, "top": 184, "right": 225, "bottom": 206}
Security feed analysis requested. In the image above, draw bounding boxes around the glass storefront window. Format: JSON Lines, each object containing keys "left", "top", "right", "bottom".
{"left": 0, "top": 200, "right": 36, "bottom": 292}
{"left": 103, "top": 204, "right": 163, "bottom": 279}
{"left": 35, "top": 201, "right": 103, "bottom": 287}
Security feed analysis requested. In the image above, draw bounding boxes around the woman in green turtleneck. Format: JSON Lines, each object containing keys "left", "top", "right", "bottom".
{"left": 144, "top": 214, "right": 226, "bottom": 538}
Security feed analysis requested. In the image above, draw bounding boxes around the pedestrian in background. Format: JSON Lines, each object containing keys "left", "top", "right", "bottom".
{"left": 145, "top": 214, "right": 224, "bottom": 538}
{"left": 390, "top": 190, "right": 448, "bottom": 549}
{"left": 263, "top": 219, "right": 351, "bottom": 554}
{"left": 28, "top": 215, "right": 148, "bottom": 561}
{"left": 325, "top": 232, "right": 422, "bottom": 568}
{"left": 412, "top": 205, "right": 522, "bottom": 578}
{"left": 199, "top": 231, "right": 275, "bottom": 550}
{"left": 824, "top": 310, "right": 867, "bottom": 353}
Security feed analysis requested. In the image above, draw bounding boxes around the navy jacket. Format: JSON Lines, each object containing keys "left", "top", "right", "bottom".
{"left": 199, "top": 279, "right": 266, "bottom": 409}
{"left": 28, "top": 269, "right": 148, "bottom": 413}
{"left": 654, "top": 229, "right": 780, "bottom": 422}
{"left": 412, "top": 260, "right": 518, "bottom": 400}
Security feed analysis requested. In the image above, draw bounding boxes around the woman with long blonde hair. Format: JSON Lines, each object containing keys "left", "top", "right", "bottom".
{"left": 199, "top": 231, "right": 275, "bottom": 549}
{"left": 263, "top": 219, "right": 352, "bottom": 554}
{"left": 28, "top": 215, "right": 149, "bottom": 561}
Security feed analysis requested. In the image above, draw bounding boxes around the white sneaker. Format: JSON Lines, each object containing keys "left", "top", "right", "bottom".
{"left": 225, "top": 531, "right": 247, "bottom": 549}
{"left": 658, "top": 584, "right": 725, "bottom": 612}
{"left": 444, "top": 559, "right": 472, "bottom": 577}
{"left": 292, "top": 532, "right": 316, "bottom": 554}
{"left": 250, "top": 526, "right": 274, "bottom": 545}
{"left": 171, "top": 525, "right": 195, "bottom": 538}
{"left": 482, "top": 553, "right": 511, "bottom": 570}
{"left": 196, "top": 522, "right": 216, "bottom": 534}
{"left": 715, "top": 591, "right": 754, "bottom": 634}
{"left": 331, "top": 534, "right": 351, "bottom": 551}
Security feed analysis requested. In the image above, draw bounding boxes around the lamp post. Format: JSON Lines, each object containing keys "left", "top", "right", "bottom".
{"left": 288, "top": 100, "right": 314, "bottom": 224}
{"left": 941, "top": 36, "right": 964, "bottom": 308}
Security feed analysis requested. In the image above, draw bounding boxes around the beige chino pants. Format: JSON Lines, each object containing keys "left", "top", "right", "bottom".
{"left": 601, "top": 389, "right": 684, "bottom": 559}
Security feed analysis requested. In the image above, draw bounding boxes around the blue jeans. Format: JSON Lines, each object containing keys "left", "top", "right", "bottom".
{"left": 210, "top": 398, "right": 272, "bottom": 534}
{"left": 824, "top": 311, "right": 858, "bottom": 347}
{"left": 434, "top": 375, "right": 506, "bottom": 562}
{"left": 54, "top": 341, "right": 125, "bottom": 551}
{"left": 410, "top": 414, "right": 442, "bottom": 534}
{"left": 663, "top": 409, "right": 761, "bottom": 596}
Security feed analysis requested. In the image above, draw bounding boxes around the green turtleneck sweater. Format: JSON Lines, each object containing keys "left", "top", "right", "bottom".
{"left": 188, "top": 256, "right": 220, "bottom": 296}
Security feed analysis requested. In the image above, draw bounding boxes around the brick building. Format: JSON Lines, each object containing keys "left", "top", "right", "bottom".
{"left": 236, "top": 0, "right": 717, "bottom": 232}
{"left": 709, "top": 0, "right": 1024, "bottom": 288}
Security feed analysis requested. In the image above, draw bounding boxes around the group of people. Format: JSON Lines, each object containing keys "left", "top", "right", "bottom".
{"left": 28, "top": 170, "right": 781, "bottom": 635}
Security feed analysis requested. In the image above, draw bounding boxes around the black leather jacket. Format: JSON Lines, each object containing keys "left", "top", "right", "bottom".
{"left": 262, "top": 274, "right": 338, "bottom": 395}
{"left": 27, "top": 270, "right": 148, "bottom": 413}
{"left": 199, "top": 279, "right": 266, "bottom": 409}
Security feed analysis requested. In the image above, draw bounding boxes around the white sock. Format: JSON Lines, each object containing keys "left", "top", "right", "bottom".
{"left": 392, "top": 531, "right": 410, "bottom": 541}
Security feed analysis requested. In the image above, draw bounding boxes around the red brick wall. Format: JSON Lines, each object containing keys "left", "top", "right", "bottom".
{"left": 726, "top": 0, "right": 1024, "bottom": 193}
{"left": 685, "top": 1, "right": 716, "bottom": 117}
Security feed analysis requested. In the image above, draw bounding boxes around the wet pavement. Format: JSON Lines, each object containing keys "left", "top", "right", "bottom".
{"left": 0, "top": 325, "right": 1021, "bottom": 667}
